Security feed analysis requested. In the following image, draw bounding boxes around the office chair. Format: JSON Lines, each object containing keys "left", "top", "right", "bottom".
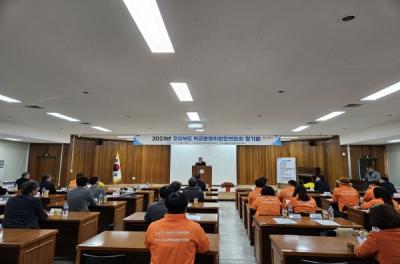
{"left": 81, "top": 253, "right": 127, "bottom": 264}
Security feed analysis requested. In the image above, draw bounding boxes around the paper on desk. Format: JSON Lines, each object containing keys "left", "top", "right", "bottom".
{"left": 273, "top": 218, "right": 297, "bottom": 224}
{"left": 186, "top": 214, "right": 202, "bottom": 221}
{"left": 313, "top": 219, "right": 340, "bottom": 226}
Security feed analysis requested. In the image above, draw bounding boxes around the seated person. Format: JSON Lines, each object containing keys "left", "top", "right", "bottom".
{"left": 194, "top": 173, "right": 206, "bottom": 191}
{"left": 39, "top": 174, "right": 57, "bottom": 194}
{"left": 145, "top": 192, "right": 209, "bottom": 264}
{"left": 248, "top": 177, "right": 267, "bottom": 207}
{"left": 380, "top": 176, "right": 397, "bottom": 197}
{"left": 68, "top": 173, "right": 84, "bottom": 188}
{"left": 0, "top": 184, "right": 7, "bottom": 195}
{"left": 355, "top": 204, "right": 400, "bottom": 263}
{"left": 3, "top": 181, "right": 48, "bottom": 228}
{"left": 361, "top": 187, "right": 399, "bottom": 210}
{"left": 88, "top": 176, "right": 106, "bottom": 199}
{"left": 183, "top": 178, "right": 205, "bottom": 202}
{"left": 251, "top": 185, "right": 281, "bottom": 216}
{"left": 170, "top": 181, "right": 182, "bottom": 192}
{"left": 314, "top": 175, "right": 331, "bottom": 193}
{"left": 14, "top": 171, "right": 30, "bottom": 190}
{"left": 67, "top": 176, "right": 96, "bottom": 211}
{"left": 287, "top": 185, "right": 317, "bottom": 214}
{"left": 303, "top": 178, "right": 315, "bottom": 190}
{"left": 145, "top": 186, "right": 173, "bottom": 223}
{"left": 363, "top": 180, "right": 380, "bottom": 202}
{"left": 278, "top": 180, "right": 297, "bottom": 206}
{"left": 332, "top": 177, "right": 359, "bottom": 212}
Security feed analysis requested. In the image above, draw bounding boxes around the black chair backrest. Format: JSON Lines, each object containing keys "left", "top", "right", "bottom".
{"left": 82, "top": 254, "right": 126, "bottom": 264}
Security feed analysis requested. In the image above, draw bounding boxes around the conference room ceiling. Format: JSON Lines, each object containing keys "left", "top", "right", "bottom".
{"left": 1, "top": 0, "right": 400, "bottom": 143}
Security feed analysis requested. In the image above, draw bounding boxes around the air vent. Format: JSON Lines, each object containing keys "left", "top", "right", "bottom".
{"left": 25, "top": 105, "right": 44, "bottom": 109}
{"left": 306, "top": 121, "right": 318, "bottom": 125}
{"left": 344, "top": 103, "right": 362, "bottom": 108}
{"left": 80, "top": 122, "right": 91, "bottom": 125}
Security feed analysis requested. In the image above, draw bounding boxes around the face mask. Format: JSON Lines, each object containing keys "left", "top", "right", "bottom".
{"left": 371, "top": 226, "right": 381, "bottom": 232}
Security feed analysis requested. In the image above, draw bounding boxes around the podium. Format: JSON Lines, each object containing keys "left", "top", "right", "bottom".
{"left": 192, "top": 165, "right": 212, "bottom": 187}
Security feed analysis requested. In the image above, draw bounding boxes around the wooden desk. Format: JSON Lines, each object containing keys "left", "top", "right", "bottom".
{"left": 135, "top": 190, "right": 155, "bottom": 211}
{"left": 347, "top": 206, "right": 370, "bottom": 230}
{"left": 187, "top": 202, "right": 219, "bottom": 214}
{"left": 204, "top": 191, "right": 219, "bottom": 197}
{"left": 141, "top": 185, "right": 166, "bottom": 201}
{"left": 254, "top": 216, "right": 362, "bottom": 264}
{"left": 76, "top": 231, "right": 219, "bottom": 264}
{"left": 236, "top": 191, "right": 250, "bottom": 211}
{"left": 238, "top": 192, "right": 250, "bottom": 218}
{"left": 47, "top": 201, "right": 127, "bottom": 232}
{"left": 204, "top": 196, "right": 219, "bottom": 203}
{"left": 40, "top": 212, "right": 99, "bottom": 258}
{"left": 0, "top": 229, "right": 58, "bottom": 264}
{"left": 241, "top": 196, "right": 249, "bottom": 228}
{"left": 320, "top": 198, "right": 339, "bottom": 211}
{"left": 107, "top": 194, "right": 144, "bottom": 216}
{"left": 247, "top": 205, "right": 256, "bottom": 245}
{"left": 123, "top": 212, "right": 219, "bottom": 234}
{"left": 309, "top": 193, "right": 332, "bottom": 207}
{"left": 40, "top": 194, "right": 66, "bottom": 207}
{"left": 271, "top": 235, "right": 360, "bottom": 264}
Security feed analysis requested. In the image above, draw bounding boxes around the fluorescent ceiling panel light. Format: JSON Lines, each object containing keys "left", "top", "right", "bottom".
{"left": 170, "top": 82, "right": 193, "bottom": 101}
{"left": 292, "top": 125, "right": 310, "bottom": 132}
{"left": 280, "top": 136, "right": 299, "bottom": 139}
{"left": 4, "top": 138, "right": 22, "bottom": 142}
{"left": 187, "top": 112, "right": 200, "bottom": 121}
{"left": 361, "top": 81, "right": 400, "bottom": 101}
{"left": 195, "top": 129, "right": 204, "bottom": 132}
{"left": 0, "top": 94, "right": 21, "bottom": 103}
{"left": 386, "top": 139, "right": 400, "bottom": 143}
{"left": 316, "top": 111, "right": 345, "bottom": 121}
{"left": 117, "top": 135, "right": 135, "bottom": 139}
{"left": 91, "top": 126, "right": 112, "bottom": 132}
{"left": 188, "top": 123, "right": 203, "bottom": 129}
{"left": 122, "top": 0, "right": 174, "bottom": 53}
{"left": 47, "top": 112, "right": 80, "bottom": 122}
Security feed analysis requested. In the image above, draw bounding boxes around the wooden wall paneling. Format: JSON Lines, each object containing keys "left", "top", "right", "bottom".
{"left": 141, "top": 145, "right": 170, "bottom": 184}
{"left": 125, "top": 145, "right": 143, "bottom": 183}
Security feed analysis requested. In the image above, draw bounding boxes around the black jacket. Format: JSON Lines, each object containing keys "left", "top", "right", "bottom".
{"left": 315, "top": 180, "right": 331, "bottom": 193}
{"left": 3, "top": 195, "right": 48, "bottom": 228}
{"left": 183, "top": 187, "right": 205, "bottom": 202}
{"left": 39, "top": 180, "right": 57, "bottom": 194}
{"left": 14, "top": 177, "right": 29, "bottom": 189}
{"left": 196, "top": 179, "right": 207, "bottom": 191}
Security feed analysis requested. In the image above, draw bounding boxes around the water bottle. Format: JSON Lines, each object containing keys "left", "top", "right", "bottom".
{"left": 288, "top": 204, "right": 293, "bottom": 215}
{"left": 42, "top": 187, "right": 47, "bottom": 197}
{"left": 328, "top": 206, "right": 334, "bottom": 221}
{"left": 99, "top": 193, "right": 104, "bottom": 204}
{"left": 62, "top": 201, "right": 69, "bottom": 216}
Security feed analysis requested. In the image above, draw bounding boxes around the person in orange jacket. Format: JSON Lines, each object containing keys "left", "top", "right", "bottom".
{"left": 363, "top": 180, "right": 380, "bottom": 202}
{"left": 332, "top": 177, "right": 359, "bottom": 212}
{"left": 355, "top": 204, "right": 400, "bottom": 264}
{"left": 361, "top": 187, "right": 399, "bottom": 210}
{"left": 278, "top": 180, "right": 297, "bottom": 206}
{"left": 145, "top": 191, "right": 209, "bottom": 264}
{"left": 248, "top": 177, "right": 267, "bottom": 207}
{"left": 68, "top": 173, "right": 84, "bottom": 188}
{"left": 286, "top": 184, "right": 317, "bottom": 214}
{"left": 251, "top": 185, "right": 281, "bottom": 216}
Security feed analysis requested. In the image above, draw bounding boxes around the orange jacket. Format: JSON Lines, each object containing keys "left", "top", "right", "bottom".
{"left": 278, "top": 186, "right": 295, "bottom": 205}
{"left": 355, "top": 228, "right": 400, "bottom": 264}
{"left": 145, "top": 214, "right": 209, "bottom": 264}
{"left": 363, "top": 186, "right": 377, "bottom": 202}
{"left": 248, "top": 187, "right": 262, "bottom": 207}
{"left": 251, "top": 196, "right": 281, "bottom": 216}
{"left": 361, "top": 198, "right": 400, "bottom": 211}
{"left": 332, "top": 185, "right": 359, "bottom": 212}
{"left": 289, "top": 196, "right": 317, "bottom": 213}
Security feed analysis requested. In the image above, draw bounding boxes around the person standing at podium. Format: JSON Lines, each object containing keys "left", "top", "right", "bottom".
{"left": 195, "top": 157, "right": 206, "bottom": 166}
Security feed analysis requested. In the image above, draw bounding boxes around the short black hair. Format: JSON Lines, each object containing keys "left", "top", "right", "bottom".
{"left": 255, "top": 178, "right": 266, "bottom": 188}
{"left": 89, "top": 177, "right": 99, "bottom": 185}
{"left": 188, "top": 177, "right": 197, "bottom": 187}
{"left": 170, "top": 181, "right": 182, "bottom": 192}
{"left": 293, "top": 184, "right": 310, "bottom": 201}
{"left": 373, "top": 187, "right": 393, "bottom": 206}
{"left": 381, "top": 176, "right": 389, "bottom": 182}
{"left": 260, "top": 177, "right": 268, "bottom": 185}
{"left": 261, "top": 185, "right": 275, "bottom": 196}
{"left": 21, "top": 172, "right": 30, "bottom": 178}
{"left": 194, "top": 173, "right": 201, "bottom": 180}
{"left": 21, "top": 180, "right": 38, "bottom": 195}
{"left": 369, "top": 204, "right": 400, "bottom": 230}
{"left": 76, "top": 176, "right": 89, "bottom": 187}
{"left": 159, "top": 186, "right": 172, "bottom": 199}
{"left": 76, "top": 173, "right": 85, "bottom": 178}
{"left": 41, "top": 174, "right": 51, "bottom": 182}
{"left": 165, "top": 192, "right": 188, "bottom": 214}
{"left": 288, "top": 180, "right": 298, "bottom": 187}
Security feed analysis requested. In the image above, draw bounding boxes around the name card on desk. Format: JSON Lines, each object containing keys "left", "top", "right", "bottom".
{"left": 322, "top": 192, "right": 332, "bottom": 196}
{"left": 289, "top": 214, "right": 302, "bottom": 219}
{"left": 273, "top": 218, "right": 297, "bottom": 225}
{"left": 186, "top": 214, "right": 202, "bottom": 221}
{"left": 49, "top": 208, "right": 62, "bottom": 216}
{"left": 313, "top": 219, "right": 340, "bottom": 226}
{"left": 310, "top": 213, "right": 322, "bottom": 219}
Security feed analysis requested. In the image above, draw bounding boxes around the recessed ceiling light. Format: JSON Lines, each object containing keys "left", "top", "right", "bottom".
{"left": 195, "top": 129, "right": 204, "bottom": 132}
{"left": 386, "top": 139, "right": 400, "bottom": 143}
{"left": 0, "top": 94, "right": 21, "bottom": 103}
{"left": 47, "top": 112, "right": 80, "bottom": 122}
{"left": 316, "top": 111, "right": 345, "bottom": 121}
{"left": 361, "top": 81, "right": 400, "bottom": 101}
{"left": 4, "top": 138, "right": 22, "bottom": 142}
{"left": 341, "top": 15, "right": 356, "bottom": 22}
{"left": 257, "top": 114, "right": 263, "bottom": 118}
{"left": 277, "top": 90, "right": 285, "bottom": 93}
{"left": 118, "top": 135, "right": 135, "bottom": 139}
{"left": 170, "top": 82, "right": 193, "bottom": 102}
{"left": 122, "top": 0, "right": 174, "bottom": 53}
{"left": 187, "top": 112, "right": 200, "bottom": 121}
{"left": 188, "top": 123, "right": 203, "bottom": 129}
{"left": 82, "top": 91, "right": 89, "bottom": 94}
{"left": 91, "top": 126, "right": 112, "bottom": 132}
{"left": 281, "top": 136, "right": 299, "bottom": 139}
{"left": 292, "top": 125, "right": 310, "bottom": 132}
